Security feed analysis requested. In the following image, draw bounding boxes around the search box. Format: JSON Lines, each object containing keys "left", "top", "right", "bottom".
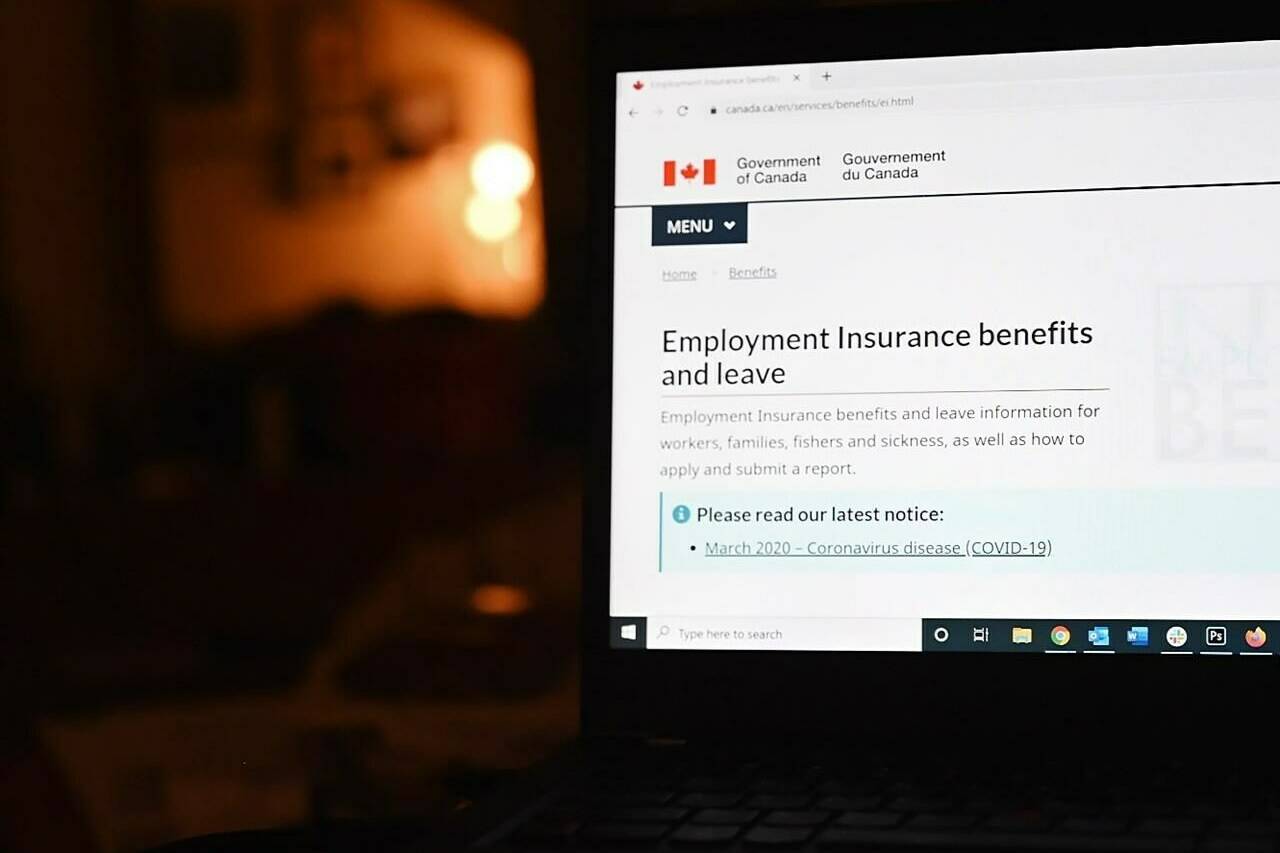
{"left": 646, "top": 616, "right": 918, "bottom": 651}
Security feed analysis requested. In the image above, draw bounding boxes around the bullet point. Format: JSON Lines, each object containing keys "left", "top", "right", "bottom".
{"left": 689, "top": 545, "right": 696, "bottom": 551}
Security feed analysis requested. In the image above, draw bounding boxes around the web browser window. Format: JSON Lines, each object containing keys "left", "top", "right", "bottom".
{"left": 609, "top": 41, "right": 1280, "bottom": 655}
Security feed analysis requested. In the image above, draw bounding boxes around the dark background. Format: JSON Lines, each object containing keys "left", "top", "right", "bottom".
{"left": 0, "top": 1, "right": 897, "bottom": 850}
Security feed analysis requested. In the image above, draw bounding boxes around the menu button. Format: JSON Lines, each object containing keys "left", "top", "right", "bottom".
{"left": 652, "top": 203, "right": 748, "bottom": 246}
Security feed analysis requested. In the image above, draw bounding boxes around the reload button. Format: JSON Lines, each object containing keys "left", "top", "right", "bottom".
{"left": 651, "top": 203, "right": 748, "bottom": 246}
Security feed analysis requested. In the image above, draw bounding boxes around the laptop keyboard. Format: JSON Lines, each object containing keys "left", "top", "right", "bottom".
{"left": 499, "top": 759, "right": 1277, "bottom": 852}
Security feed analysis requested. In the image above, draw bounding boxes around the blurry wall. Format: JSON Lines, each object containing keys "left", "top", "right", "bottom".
{"left": 0, "top": 1, "right": 890, "bottom": 850}
{"left": 0, "top": 0, "right": 569, "bottom": 486}
{"left": 0, "top": 1, "right": 149, "bottom": 471}
{"left": 152, "top": 0, "right": 545, "bottom": 339}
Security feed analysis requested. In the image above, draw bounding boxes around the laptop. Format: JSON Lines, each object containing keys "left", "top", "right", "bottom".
{"left": 472, "top": 2, "right": 1280, "bottom": 851}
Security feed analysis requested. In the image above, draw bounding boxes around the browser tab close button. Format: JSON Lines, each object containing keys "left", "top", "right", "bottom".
{"left": 651, "top": 203, "right": 748, "bottom": 246}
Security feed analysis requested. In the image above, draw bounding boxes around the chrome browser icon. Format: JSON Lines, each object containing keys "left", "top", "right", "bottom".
{"left": 1050, "top": 625, "right": 1071, "bottom": 646}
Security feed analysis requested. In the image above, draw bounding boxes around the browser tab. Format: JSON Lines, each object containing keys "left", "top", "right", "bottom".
{"left": 651, "top": 203, "right": 748, "bottom": 246}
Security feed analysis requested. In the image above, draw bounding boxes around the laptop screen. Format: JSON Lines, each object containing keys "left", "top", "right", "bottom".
{"left": 609, "top": 40, "right": 1280, "bottom": 655}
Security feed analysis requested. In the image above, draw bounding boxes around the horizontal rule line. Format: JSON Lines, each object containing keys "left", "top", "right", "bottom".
{"left": 662, "top": 386, "right": 1110, "bottom": 399}
{"left": 616, "top": 179, "right": 1280, "bottom": 210}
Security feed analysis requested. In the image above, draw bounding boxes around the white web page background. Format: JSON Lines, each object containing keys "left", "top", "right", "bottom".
{"left": 609, "top": 41, "right": 1280, "bottom": 650}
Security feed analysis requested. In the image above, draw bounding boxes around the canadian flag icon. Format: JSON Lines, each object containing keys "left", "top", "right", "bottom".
{"left": 663, "top": 159, "right": 716, "bottom": 186}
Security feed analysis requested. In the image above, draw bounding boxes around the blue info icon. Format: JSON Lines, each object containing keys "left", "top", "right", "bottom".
{"left": 672, "top": 504, "right": 691, "bottom": 524}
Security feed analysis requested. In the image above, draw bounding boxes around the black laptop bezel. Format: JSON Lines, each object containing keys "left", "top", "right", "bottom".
{"left": 583, "top": 0, "right": 1280, "bottom": 745}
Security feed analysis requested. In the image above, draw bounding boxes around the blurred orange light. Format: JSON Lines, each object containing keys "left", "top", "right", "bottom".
{"left": 470, "top": 141, "right": 534, "bottom": 199}
{"left": 464, "top": 194, "right": 522, "bottom": 242}
{"left": 470, "top": 583, "right": 532, "bottom": 616}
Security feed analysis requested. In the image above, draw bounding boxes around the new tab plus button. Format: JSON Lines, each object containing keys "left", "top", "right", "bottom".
{"left": 652, "top": 203, "right": 748, "bottom": 246}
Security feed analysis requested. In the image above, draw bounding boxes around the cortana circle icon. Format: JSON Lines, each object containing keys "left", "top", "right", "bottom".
{"left": 672, "top": 504, "right": 691, "bottom": 524}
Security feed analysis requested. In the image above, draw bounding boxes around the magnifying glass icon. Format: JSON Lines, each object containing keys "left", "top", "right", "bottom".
{"left": 658, "top": 625, "right": 670, "bottom": 638}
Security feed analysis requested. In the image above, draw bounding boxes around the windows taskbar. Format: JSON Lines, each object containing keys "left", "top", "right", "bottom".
{"left": 923, "top": 619, "right": 1276, "bottom": 655}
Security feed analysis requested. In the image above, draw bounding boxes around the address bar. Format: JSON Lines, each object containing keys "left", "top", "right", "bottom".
{"left": 720, "top": 94, "right": 916, "bottom": 116}
{"left": 716, "top": 68, "right": 1280, "bottom": 119}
